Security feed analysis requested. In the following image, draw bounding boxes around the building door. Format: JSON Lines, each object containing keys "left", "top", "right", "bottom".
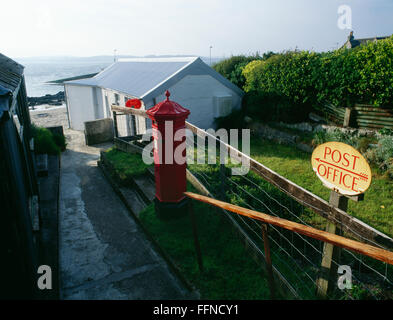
{"left": 124, "top": 96, "right": 137, "bottom": 136}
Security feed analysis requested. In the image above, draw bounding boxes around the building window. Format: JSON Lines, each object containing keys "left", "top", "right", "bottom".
{"left": 114, "top": 93, "right": 120, "bottom": 105}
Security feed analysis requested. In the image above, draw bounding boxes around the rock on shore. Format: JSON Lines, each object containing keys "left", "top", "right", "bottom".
{"left": 28, "top": 91, "right": 65, "bottom": 107}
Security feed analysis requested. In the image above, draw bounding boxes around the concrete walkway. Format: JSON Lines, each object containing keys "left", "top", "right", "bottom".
{"left": 58, "top": 129, "right": 194, "bottom": 299}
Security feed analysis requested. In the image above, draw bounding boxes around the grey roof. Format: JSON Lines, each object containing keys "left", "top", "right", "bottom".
{"left": 342, "top": 32, "right": 390, "bottom": 49}
{"left": 47, "top": 72, "right": 98, "bottom": 84}
{"left": 65, "top": 57, "right": 244, "bottom": 101}
{"left": 349, "top": 36, "right": 388, "bottom": 48}
{"left": 0, "top": 53, "right": 24, "bottom": 93}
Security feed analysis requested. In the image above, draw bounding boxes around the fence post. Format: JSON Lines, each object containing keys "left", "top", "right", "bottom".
{"left": 112, "top": 111, "right": 119, "bottom": 138}
{"left": 188, "top": 200, "right": 204, "bottom": 272}
{"left": 261, "top": 223, "right": 275, "bottom": 299}
{"left": 219, "top": 163, "right": 227, "bottom": 201}
{"left": 316, "top": 190, "right": 348, "bottom": 298}
{"left": 343, "top": 107, "right": 352, "bottom": 127}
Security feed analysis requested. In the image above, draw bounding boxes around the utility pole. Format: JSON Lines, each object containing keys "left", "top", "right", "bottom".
{"left": 114, "top": 49, "right": 117, "bottom": 62}
{"left": 209, "top": 46, "right": 213, "bottom": 66}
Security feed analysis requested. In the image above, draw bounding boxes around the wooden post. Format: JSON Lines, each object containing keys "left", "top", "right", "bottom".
{"left": 112, "top": 111, "right": 119, "bottom": 138}
{"left": 343, "top": 107, "right": 352, "bottom": 127}
{"left": 316, "top": 190, "right": 348, "bottom": 298}
{"left": 219, "top": 163, "right": 227, "bottom": 201}
{"left": 188, "top": 200, "right": 204, "bottom": 272}
{"left": 261, "top": 223, "right": 275, "bottom": 299}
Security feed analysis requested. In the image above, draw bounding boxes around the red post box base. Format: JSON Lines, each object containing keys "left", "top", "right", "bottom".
{"left": 154, "top": 197, "right": 189, "bottom": 220}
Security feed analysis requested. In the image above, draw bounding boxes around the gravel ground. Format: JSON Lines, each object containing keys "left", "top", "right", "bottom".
{"left": 30, "top": 105, "right": 69, "bottom": 129}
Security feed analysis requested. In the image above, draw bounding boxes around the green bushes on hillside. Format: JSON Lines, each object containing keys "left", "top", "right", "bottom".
{"left": 244, "top": 36, "right": 393, "bottom": 110}
{"left": 212, "top": 52, "right": 275, "bottom": 89}
{"left": 215, "top": 36, "right": 393, "bottom": 124}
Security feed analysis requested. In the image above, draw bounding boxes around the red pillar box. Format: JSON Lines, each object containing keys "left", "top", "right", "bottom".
{"left": 146, "top": 91, "right": 190, "bottom": 219}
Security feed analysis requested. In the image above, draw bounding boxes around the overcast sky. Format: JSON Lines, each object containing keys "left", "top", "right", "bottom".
{"left": 2, "top": 0, "right": 393, "bottom": 59}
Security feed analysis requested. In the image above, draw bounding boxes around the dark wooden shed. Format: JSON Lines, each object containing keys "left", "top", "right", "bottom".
{"left": 0, "top": 53, "right": 40, "bottom": 299}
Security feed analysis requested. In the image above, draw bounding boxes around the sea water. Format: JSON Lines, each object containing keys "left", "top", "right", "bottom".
{"left": 15, "top": 57, "right": 110, "bottom": 97}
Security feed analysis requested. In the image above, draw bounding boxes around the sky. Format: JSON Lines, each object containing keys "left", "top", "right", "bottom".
{"left": 1, "top": 0, "right": 393, "bottom": 59}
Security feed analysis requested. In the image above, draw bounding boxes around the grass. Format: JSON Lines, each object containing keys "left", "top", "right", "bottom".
{"left": 104, "top": 143, "right": 393, "bottom": 299}
{"left": 104, "top": 148, "right": 274, "bottom": 299}
{"left": 139, "top": 196, "right": 274, "bottom": 299}
{"left": 249, "top": 137, "right": 393, "bottom": 239}
{"left": 105, "top": 147, "right": 151, "bottom": 183}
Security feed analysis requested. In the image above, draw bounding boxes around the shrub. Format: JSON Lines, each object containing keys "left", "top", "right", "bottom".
{"left": 311, "top": 129, "right": 357, "bottom": 148}
{"left": 374, "top": 136, "right": 393, "bottom": 167}
{"left": 378, "top": 128, "right": 393, "bottom": 136}
{"left": 243, "top": 51, "right": 322, "bottom": 104}
{"left": 213, "top": 52, "right": 275, "bottom": 89}
{"left": 32, "top": 125, "right": 61, "bottom": 155}
{"left": 214, "top": 109, "right": 245, "bottom": 130}
{"left": 52, "top": 132, "right": 67, "bottom": 151}
{"left": 239, "top": 36, "right": 393, "bottom": 123}
{"left": 244, "top": 90, "right": 311, "bottom": 123}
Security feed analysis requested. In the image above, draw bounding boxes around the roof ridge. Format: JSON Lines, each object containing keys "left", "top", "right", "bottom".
{"left": 140, "top": 58, "right": 199, "bottom": 99}
{"left": 118, "top": 57, "right": 199, "bottom": 63}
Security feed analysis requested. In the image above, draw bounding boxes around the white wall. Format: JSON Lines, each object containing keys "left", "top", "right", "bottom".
{"left": 154, "top": 74, "right": 242, "bottom": 130}
{"left": 65, "top": 84, "right": 96, "bottom": 130}
{"left": 103, "top": 89, "right": 147, "bottom": 137}
{"left": 65, "top": 74, "right": 241, "bottom": 133}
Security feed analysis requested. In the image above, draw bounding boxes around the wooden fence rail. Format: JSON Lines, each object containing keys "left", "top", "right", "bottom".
{"left": 111, "top": 104, "right": 393, "bottom": 250}
{"left": 184, "top": 192, "right": 393, "bottom": 265}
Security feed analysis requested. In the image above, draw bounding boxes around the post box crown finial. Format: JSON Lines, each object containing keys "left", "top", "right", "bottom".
{"left": 146, "top": 90, "right": 190, "bottom": 120}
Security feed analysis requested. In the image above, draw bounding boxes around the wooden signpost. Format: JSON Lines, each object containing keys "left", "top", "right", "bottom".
{"left": 312, "top": 142, "right": 372, "bottom": 298}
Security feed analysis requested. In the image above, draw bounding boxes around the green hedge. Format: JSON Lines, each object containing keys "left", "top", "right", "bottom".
{"left": 242, "top": 36, "right": 393, "bottom": 114}
{"left": 212, "top": 52, "right": 275, "bottom": 89}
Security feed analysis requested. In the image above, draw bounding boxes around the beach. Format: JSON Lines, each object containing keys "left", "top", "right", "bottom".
{"left": 30, "top": 104, "right": 69, "bottom": 128}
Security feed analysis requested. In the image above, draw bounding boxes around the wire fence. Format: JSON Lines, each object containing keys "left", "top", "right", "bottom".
{"left": 186, "top": 135, "right": 393, "bottom": 300}
{"left": 111, "top": 105, "right": 393, "bottom": 300}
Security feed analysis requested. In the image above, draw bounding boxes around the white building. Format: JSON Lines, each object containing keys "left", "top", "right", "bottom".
{"left": 64, "top": 57, "right": 244, "bottom": 134}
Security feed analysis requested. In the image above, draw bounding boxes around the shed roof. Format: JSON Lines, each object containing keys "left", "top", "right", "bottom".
{"left": 65, "top": 57, "right": 244, "bottom": 101}
{"left": 0, "top": 53, "right": 24, "bottom": 93}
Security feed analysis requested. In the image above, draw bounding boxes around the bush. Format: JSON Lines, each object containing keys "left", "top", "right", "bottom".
{"left": 311, "top": 129, "right": 358, "bottom": 148}
{"left": 214, "top": 109, "right": 245, "bottom": 130}
{"left": 212, "top": 52, "right": 275, "bottom": 89}
{"left": 244, "top": 90, "right": 311, "bottom": 123}
{"left": 239, "top": 36, "right": 393, "bottom": 123}
{"left": 32, "top": 125, "right": 61, "bottom": 155}
{"left": 243, "top": 51, "right": 322, "bottom": 102}
{"left": 52, "top": 132, "right": 67, "bottom": 151}
{"left": 374, "top": 136, "right": 393, "bottom": 166}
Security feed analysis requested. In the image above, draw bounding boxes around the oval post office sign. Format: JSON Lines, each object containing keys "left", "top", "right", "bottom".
{"left": 311, "top": 142, "right": 372, "bottom": 196}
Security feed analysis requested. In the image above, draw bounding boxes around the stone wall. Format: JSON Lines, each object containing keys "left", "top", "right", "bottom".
{"left": 84, "top": 118, "right": 114, "bottom": 146}
{"left": 251, "top": 122, "right": 314, "bottom": 153}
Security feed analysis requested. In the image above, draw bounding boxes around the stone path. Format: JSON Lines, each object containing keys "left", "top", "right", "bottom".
{"left": 31, "top": 107, "right": 195, "bottom": 300}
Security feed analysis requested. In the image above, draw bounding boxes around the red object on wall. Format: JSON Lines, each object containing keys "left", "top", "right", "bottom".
{"left": 125, "top": 99, "right": 142, "bottom": 109}
{"left": 146, "top": 90, "right": 190, "bottom": 203}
